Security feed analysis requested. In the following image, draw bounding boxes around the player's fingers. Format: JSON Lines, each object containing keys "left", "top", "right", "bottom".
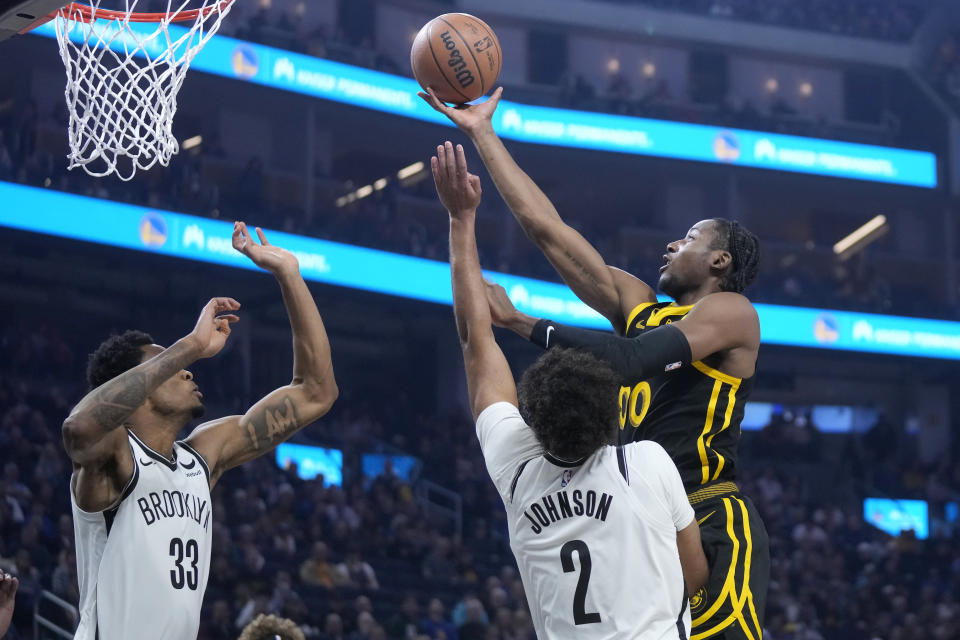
{"left": 214, "top": 317, "right": 232, "bottom": 335}
{"left": 231, "top": 221, "right": 246, "bottom": 249}
{"left": 468, "top": 173, "right": 481, "bottom": 192}
{"left": 419, "top": 89, "right": 443, "bottom": 113}
{"left": 255, "top": 227, "right": 270, "bottom": 246}
{"left": 439, "top": 143, "right": 452, "bottom": 182}
{"left": 417, "top": 91, "right": 441, "bottom": 113}
{"left": 443, "top": 141, "right": 456, "bottom": 181}
{"left": 436, "top": 145, "right": 447, "bottom": 181}
{"left": 425, "top": 87, "right": 451, "bottom": 111}
{"left": 435, "top": 147, "right": 445, "bottom": 185}
{"left": 217, "top": 314, "right": 240, "bottom": 324}
{"left": 208, "top": 297, "right": 241, "bottom": 314}
{"left": 490, "top": 86, "right": 504, "bottom": 106}
{"left": 455, "top": 144, "right": 468, "bottom": 181}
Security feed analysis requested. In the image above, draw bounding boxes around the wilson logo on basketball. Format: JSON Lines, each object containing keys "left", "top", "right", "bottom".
{"left": 439, "top": 31, "right": 476, "bottom": 89}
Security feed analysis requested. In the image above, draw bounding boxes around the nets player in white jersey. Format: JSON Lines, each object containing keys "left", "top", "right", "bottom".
{"left": 433, "top": 141, "right": 709, "bottom": 639}
{"left": 61, "top": 222, "right": 339, "bottom": 640}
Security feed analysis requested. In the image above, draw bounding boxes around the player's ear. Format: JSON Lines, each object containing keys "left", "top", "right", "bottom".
{"left": 711, "top": 250, "right": 732, "bottom": 271}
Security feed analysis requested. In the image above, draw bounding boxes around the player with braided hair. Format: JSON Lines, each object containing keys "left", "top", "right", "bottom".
{"left": 423, "top": 89, "right": 768, "bottom": 640}
{"left": 711, "top": 219, "right": 761, "bottom": 294}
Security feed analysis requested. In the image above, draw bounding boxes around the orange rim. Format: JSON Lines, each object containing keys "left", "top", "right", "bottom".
{"left": 57, "top": 0, "right": 233, "bottom": 23}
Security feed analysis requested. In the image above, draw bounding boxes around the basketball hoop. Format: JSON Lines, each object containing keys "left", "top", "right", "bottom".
{"left": 49, "top": 0, "right": 236, "bottom": 181}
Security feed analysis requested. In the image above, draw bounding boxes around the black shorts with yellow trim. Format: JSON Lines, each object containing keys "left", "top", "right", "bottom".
{"left": 687, "top": 482, "right": 769, "bottom": 640}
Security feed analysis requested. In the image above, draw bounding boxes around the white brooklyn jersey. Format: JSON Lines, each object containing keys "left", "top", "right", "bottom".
{"left": 477, "top": 402, "right": 694, "bottom": 640}
{"left": 72, "top": 430, "right": 213, "bottom": 640}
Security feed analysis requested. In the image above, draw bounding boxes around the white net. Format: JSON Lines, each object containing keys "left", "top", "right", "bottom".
{"left": 53, "top": 0, "right": 235, "bottom": 181}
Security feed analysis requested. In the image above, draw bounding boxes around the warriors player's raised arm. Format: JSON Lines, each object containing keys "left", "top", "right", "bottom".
{"left": 419, "top": 87, "right": 656, "bottom": 334}
{"left": 186, "top": 223, "right": 338, "bottom": 487}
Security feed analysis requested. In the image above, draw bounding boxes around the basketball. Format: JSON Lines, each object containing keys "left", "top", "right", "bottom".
{"left": 410, "top": 13, "right": 502, "bottom": 104}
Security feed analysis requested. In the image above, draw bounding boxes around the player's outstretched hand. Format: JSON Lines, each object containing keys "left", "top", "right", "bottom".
{"left": 0, "top": 571, "right": 18, "bottom": 638}
{"left": 432, "top": 141, "right": 482, "bottom": 218}
{"left": 419, "top": 86, "right": 503, "bottom": 138}
{"left": 483, "top": 279, "right": 520, "bottom": 329}
{"left": 189, "top": 297, "right": 240, "bottom": 359}
{"left": 232, "top": 221, "right": 299, "bottom": 277}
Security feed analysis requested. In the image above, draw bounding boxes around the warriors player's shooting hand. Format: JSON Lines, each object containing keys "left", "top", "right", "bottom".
{"left": 419, "top": 87, "right": 503, "bottom": 137}
{"left": 232, "top": 221, "right": 299, "bottom": 277}
{"left": 189, "top": 297, "right": 240, "bottom": 359}
{"left": 432, "top": 142, "right": 482, "bottom": 217}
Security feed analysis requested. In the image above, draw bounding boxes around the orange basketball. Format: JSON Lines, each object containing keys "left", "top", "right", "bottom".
{"left": 410, "top": 13, "right": 502, "bottom": 104}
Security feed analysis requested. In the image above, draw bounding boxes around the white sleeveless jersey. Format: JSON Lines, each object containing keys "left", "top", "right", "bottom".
{"left": 72, "top": 430, "right": 213, "bottom": 640}
{"left": 477, "top": 402, "right": 694, "bottom": 640}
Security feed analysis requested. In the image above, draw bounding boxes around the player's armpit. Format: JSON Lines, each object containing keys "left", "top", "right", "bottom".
{"left": 70, "top": 433, "right": 136, "bottom": 513}
{"left": 676, "top": 519, "right": 709, "bottom": 596}
{"left": 672, "top": 292, "right": 760, "bottom": 363}
{"left": 608, "top": 266, "right": 658, "bottom": 335}
{"left": 187, "top": 382, "right": 337, "bottom": 485}
{"left": 463, "top": 338, "right": 518, "bottom": 421}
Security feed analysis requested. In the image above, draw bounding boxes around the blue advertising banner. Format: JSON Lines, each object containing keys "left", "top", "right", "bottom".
{"left": 863, "top": 498, "right": 928, "bottom": 539}
{"left": 2, "top": 181, "right": 958, "bottom": 359}
{"left": 32, "top": 21, "right": 938, "bottom": 188}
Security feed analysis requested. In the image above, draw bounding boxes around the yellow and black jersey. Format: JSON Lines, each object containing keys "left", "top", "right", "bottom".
{"left": 619, "top": 301, "right": 754, "bottom": 491}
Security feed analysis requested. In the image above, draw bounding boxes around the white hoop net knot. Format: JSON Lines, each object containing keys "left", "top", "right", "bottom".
{"left": 54, "top": 0, "right": 235, "bottom": 181}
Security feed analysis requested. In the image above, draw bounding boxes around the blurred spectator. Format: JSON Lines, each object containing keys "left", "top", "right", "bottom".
{"left": 320, "top": 612, "right": 347, "bottom": 640}
{"left": 299, "top": 541, "right": 345, "bottom": 589}
{"left": 385, "top": 594, "right": 420, "bottom": 639}
{"left": 420, "top": 598, "right": 458, "bottom": 640}
{"left": 454, "top": 596, "right": 488, "bottom": 640}
{"left": 600, "top": 0, "right": 924, "bottom": 41}
{"left": 336, "top": 550, "right": 380, "bottom": 591}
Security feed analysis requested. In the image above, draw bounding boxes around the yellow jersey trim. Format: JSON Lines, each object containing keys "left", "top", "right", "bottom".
{"left": 697, "top": 379, "right": 724, "bottom": 485}
{"left": 646, "top": 303, "right": 694, "bottom": 327}
{"left": 692, "top": 360, "right": 742, "bottom": 387}
{"left": 687, "top": 481, "right": 739, "bottom": 505}
{"left": 691, "top": 497, "right": 763, "bottom": 640}
{"left": 625, "top": 302, "right": 656, "bottom": 331}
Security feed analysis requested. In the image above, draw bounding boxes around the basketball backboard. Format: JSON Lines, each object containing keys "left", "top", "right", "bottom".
{"left": 0, "top": 0, "right": 64, "bottom": 41}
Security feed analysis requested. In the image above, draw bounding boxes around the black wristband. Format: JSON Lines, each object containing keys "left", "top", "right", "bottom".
{"left": 530, "top": 319, "right": 556, "bottom": 350}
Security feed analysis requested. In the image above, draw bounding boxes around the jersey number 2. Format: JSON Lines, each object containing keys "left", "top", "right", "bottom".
{"left": 560, "top": 540, "right": 601, "bottom": 625}
{"left": 170, "top": 538, "right": 199, "bottom": 590}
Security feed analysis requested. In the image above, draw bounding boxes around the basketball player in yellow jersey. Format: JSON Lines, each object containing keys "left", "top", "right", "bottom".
{"left": 422, "top": 89, "right": 768, "bottom": 640}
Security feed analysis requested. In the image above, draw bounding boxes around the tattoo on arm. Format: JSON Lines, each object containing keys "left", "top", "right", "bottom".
{"left": 563, "top": 250, "right": 602, "bottom": 287}
{"left": 71, "top": 339, "right": 195, "bottom": 435}
{"left": 244, "top": 395, "right": 301, "bottom": 451}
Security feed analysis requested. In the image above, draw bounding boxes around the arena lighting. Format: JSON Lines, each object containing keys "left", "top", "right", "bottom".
{"left": 3, "top": 180, "right": 960, "bottom": 360}
{"left": 397, "top": 161, "right": 425, "bottom": 180}
{"left": 833, "top": 214, "right": 888, "bottom": 260}
{"left": 28, "top": 22, "right": 938, "bottom": 188}
{"left": 336, "top": 162, "right": 425, "bottom": 207}
{"left": 182, "top": 135, "right": 203, "bottom": 150}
